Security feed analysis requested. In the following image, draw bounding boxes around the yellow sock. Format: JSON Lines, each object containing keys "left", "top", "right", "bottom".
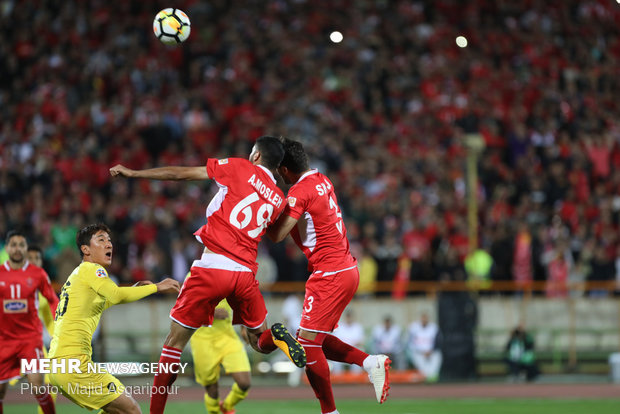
{"left": 204, "top": 393, "right": 220, "bottom": 414}
{"left": 223, "top": 383, "right": 248, "bottom": 411}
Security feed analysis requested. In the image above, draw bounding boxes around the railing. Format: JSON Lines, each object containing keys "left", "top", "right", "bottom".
{"left": 261, "top": 280, "right": 620, "bottom": 295}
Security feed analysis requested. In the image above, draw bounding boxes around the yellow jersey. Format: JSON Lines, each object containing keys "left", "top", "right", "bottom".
{"left": 38, "top": 293, "right": 55, "bottom": 336}
{"left": 192, "top": 299, "right": 238, "bottom": 341}
{"left": 49, "top": 262, "right": 156, "bottom": 358}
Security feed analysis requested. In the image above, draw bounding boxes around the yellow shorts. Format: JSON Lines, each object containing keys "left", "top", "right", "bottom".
{"left": 190, "top": 334, "right": 250, "bottom": 386}
{"left": 48, "top": 355, "right": 125, "bottom": 410}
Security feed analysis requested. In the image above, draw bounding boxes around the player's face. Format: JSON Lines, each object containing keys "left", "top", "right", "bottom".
{"left": 277, "top": 166, "right": 293, "bottom": 184}
{"left": 6, "top": 235, "right": 27, "bottom": 265}
{"left": 86, "top": 230, "right": 113, "bottom": 266}
{"left": 28, "top": 250, "right": 43, "bottom": 267}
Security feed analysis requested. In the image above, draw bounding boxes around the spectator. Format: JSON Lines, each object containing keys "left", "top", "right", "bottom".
{"left": 587, "top": 245, "right": 616, "bottom": 298}
{"left": 505, "top": 325, "right": 539, "bottom": 382}
{"left": 464, "top": 247, "right": 493, "bottom": 291}
{"left": 407, "top": 312, "right": 442, "bottom": 383}
{"left": 0, "top": 0, "right": 618, "bottom": 297}
{"left": 356, "top": 246, "right": 378, "bottom": 298}
{"left": 332, "top": 310, "right": 366, "bottom": 374}
{"left": 371, "top": 315, "right": 403, "bottom": 370}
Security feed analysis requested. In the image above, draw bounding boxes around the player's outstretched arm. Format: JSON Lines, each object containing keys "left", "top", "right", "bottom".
{"left": 155, "top": 278, "right": 182, "bottom": 294}
{"left": 266, "top": 213, "right": 299, "bottom": 243}
{"left": 109, "top": 164, "right": 209, "bottom": 181}
{"left": 95, "top": 277, "right": 179, "bottom": 305}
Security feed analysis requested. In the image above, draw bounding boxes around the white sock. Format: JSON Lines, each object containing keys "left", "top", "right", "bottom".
{"left": 363, "top": 355, "right": 377, "bottom": 371}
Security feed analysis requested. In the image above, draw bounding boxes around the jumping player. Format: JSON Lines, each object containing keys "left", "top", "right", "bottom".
{"left": 48, "top": 223, "right": 180, "bottom": 413}
{"left": 267, "top": 138, "right": 391, "bottom": 414}
{"left": 109, "top": 135, "right": 306, "bottom": 414}
{"left": 0, "top": 231, "right": 58, "bottom": 414}
{"left": 190, "top": 297, "right": 251, "bottom": 414}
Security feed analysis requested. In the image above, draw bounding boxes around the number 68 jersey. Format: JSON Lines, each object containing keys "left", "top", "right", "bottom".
{"left": 0, "top": 261, "right": 59, "bottom": 341}
{"left": 193, "top": 158, "right": 286, "bottom": 273}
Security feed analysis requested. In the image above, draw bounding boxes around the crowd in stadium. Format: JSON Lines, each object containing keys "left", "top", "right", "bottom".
{"left": 1, "top": 0, "right": 619, "bottom": 295}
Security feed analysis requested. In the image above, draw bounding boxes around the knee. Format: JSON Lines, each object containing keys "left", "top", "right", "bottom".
{"left": 246, "top": 331, "right": 263, "bottom": 354}
{"left": 236, "top": 379, "right": 251, "bottom": 392}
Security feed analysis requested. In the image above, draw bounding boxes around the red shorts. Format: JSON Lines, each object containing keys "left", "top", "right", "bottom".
{"left": 300, "top": 266, "right": 359, "bottom": 333}
{"left": 170, "top": 266, "right": 267, "bottom": 329}
{"left": 0, "top": 338, "right": 44, "bottom": 383}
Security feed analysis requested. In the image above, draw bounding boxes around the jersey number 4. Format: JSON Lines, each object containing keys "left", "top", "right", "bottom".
{"left": 230, "top": 193, "right": 275, "bottom": 238}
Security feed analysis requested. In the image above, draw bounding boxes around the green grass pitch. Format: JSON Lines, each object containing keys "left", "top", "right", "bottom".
{"left": 6, "top": 399, "right": 620, "bottom": 413}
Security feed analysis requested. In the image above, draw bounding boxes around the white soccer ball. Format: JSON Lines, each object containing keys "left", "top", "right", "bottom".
{"left": 153, "top": 8, "right": 191, "bottom": 45}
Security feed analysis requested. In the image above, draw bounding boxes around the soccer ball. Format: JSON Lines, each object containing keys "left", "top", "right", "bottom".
{"left": 153, "top": 8, "right": 191, "bottom": 45}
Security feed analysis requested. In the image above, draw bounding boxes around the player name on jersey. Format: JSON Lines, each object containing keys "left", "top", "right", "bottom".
{"left": 248, "top": 174, "right": 283, "bottom": 208}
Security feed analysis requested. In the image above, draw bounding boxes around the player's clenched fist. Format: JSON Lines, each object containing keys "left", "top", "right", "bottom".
{"left": 156, "top": 278, "right": 181, "bottom": 294}
{"left": 109, "top": 164, "right": 134, "bottom": 177}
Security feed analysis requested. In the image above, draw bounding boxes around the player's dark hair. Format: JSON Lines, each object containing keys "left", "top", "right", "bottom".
{"left": 27, "top": 245, "right": 42, "bottom": 254}
{"left": 279, "top": 138, "right": 309, "bottom": 174}
{"left": 255, "top": 135, "right": 285, "bottom": 170}
{"left": 5, "top": 230, "right": 27, "bottom": 245}
{"left": 76, "top": 223, "right": 111, "bottom": 258}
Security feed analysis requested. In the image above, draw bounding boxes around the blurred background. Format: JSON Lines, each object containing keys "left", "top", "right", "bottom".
{"left": 1, "top": 0, "right": 620, "bottom": 403}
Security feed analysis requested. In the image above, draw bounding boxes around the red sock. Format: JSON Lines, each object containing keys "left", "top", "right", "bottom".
{"left": 299, "top": 334, "right": 336, "bottom": 414}
{"left": 322, "top": 334, "right": 368, "bottom": 367}
{"left": 150, "top": 345, "right": 182, "bottom": 414}
{"left": 257, "top": 329, "right": 277, "bottom": 353}
{"left": 35, "top": 391, "right": 55, "bottom": 414}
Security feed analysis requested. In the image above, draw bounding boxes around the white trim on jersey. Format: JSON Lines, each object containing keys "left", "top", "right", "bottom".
{"left": 298, "top": 326, "right": 335, "bottom": 334}
{"left": 312, "top": 264, "right": 358, "bottom": 277}
{"left": 239, "top": 313, "right": 268, "bottom": 330}
{"left": 169, "top": 315, "right": 199, "bottom": 330}
{"left": 205, "top": 179, "right": 229, "bottom": 219}
{"left": 191, "top": 253, "right": 252, "bottom": 273}
{"left": 257, "top": 165, "right": 277, "bottom": 184}
{"left": 3, "top": 262, "right": 10, "bottom": 271}
{"left": 0, "top": 374, "right": 22, "bottom": 384}
{"left": 298, "top": 211, "right": 317, "bottom": 252}
{"left": 295, "top": 169, "right": 319, "bottom": 184}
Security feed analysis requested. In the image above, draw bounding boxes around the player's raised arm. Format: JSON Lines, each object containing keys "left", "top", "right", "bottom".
{"left": 266, "top": 212, "right": 299, "bottom": 243}
{"left": 91, "top": 275, "right": 180, "bottom": 306}
{"left": 109, "top": 164, "right": 209, "bottom": 181}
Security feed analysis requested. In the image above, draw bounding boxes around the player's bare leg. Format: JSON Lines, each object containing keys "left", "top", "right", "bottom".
{"left": 203, "top": 382, "right": 220, "bottom": 414}
{"left": 150, "top": 321, "right": 195, "bottom": 414}
{"left": 101, "top": 393, "right": 141, "bottom": 414}
{"left": 218, "top": 371, "right": 250, "bottom": 414}
{"left": 246, "top": 321, "right": 306, "bottom": 368}
{"left": 25, "top": 373, "right": 55, "bottom": 414}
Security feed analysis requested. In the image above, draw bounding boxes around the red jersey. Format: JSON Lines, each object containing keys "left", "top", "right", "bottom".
{"left": 194, "top": 158, "right": 285, "bottom": 273}
{"left": 0, "top": 261, "right": 59, "bottom": 341}
{"left": 284, "top": 170, "right": 357, "bottom": 272}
